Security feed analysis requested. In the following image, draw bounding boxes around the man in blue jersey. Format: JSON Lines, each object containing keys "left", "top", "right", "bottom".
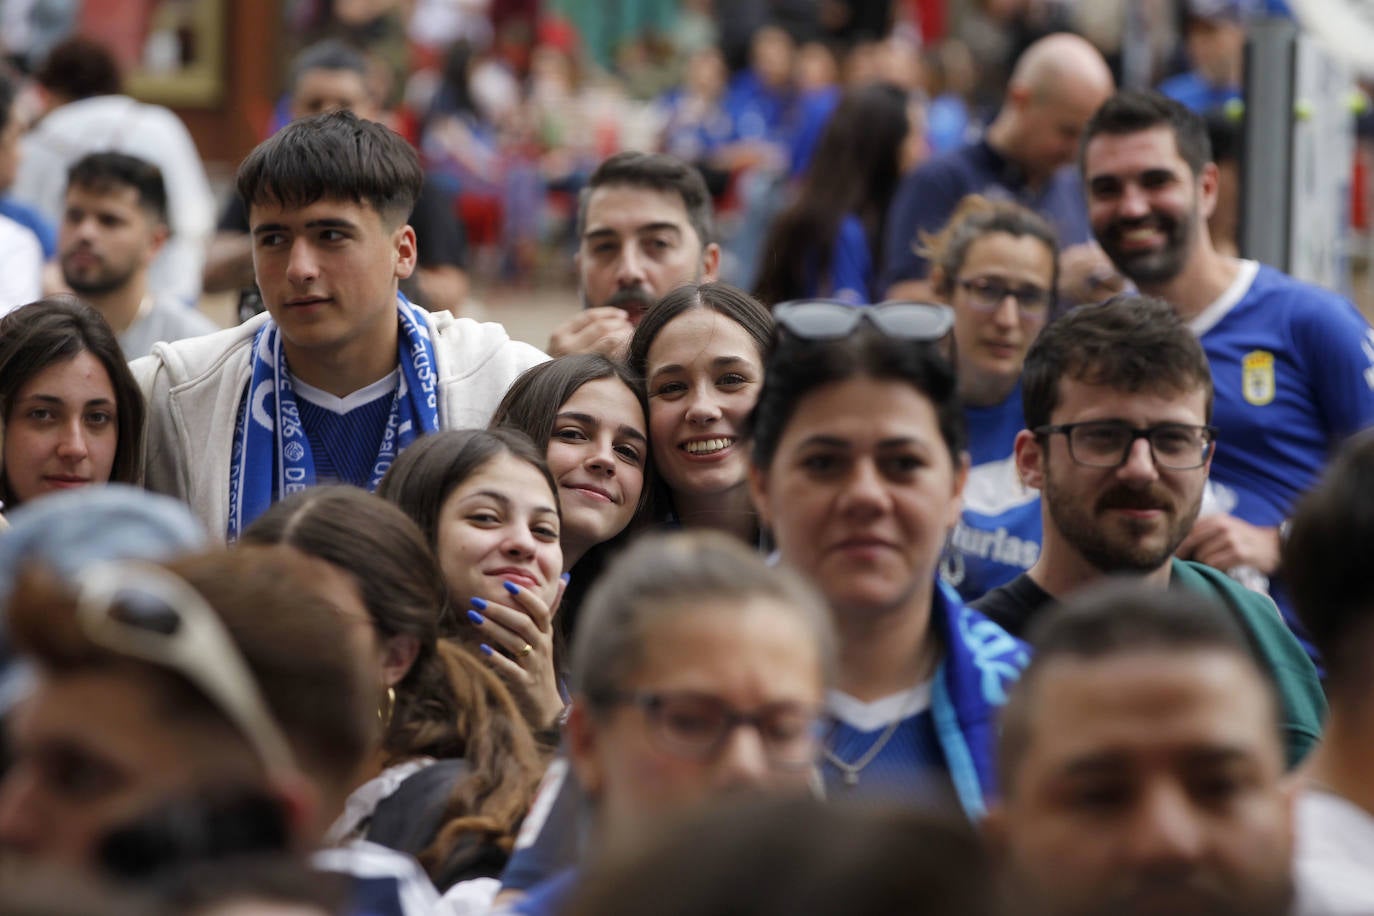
{"left": 881, "top": 32, "right": 1116, "bottom": 303}
{"left": 1080, "top": 90, "right": 1374, "bottom": 648}
{"left": 132, "top": 111, "right": 545, "bottom": 538}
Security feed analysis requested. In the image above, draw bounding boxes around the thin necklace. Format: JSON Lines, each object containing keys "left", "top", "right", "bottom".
{"left": 822, "top": 683, "right": 925, "bottom": 788}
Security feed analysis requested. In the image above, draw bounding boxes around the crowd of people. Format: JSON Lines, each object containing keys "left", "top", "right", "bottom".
{"left": 1, "top": 1, "right": 1373, "bottom": 914}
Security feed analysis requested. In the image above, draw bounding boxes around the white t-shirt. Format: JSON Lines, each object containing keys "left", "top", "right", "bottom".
{"left": 0, "top": 212, "right": 42, "bottom": 314}
{"left": 1295, "top": 790, "right": 1374, "bottom": 915}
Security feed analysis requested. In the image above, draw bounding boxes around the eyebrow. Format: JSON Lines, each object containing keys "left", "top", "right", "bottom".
{"left": 462, "top": 489, "right": 559, "bottom": 518}
{"left": 252, "top": 217, "right": 359, "bottom": 236}
{"left": 584, "top": 222, "right": 683, "bottom": 241}
{"left": 795, "top": 435, "right": 928, "bottom": 450}
{"left": 650, "top": 355, "right": 755, "bottom": 380}
{"left": 557, "top": 411, "right": 648, "bottom": 443}
{"left": 19, "top": 394, "right": 115, "bottom": 408}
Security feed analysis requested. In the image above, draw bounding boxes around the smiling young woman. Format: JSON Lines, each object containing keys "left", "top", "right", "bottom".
{"left": 0, "top": 297, "right": 145, "bottom": 519}
{"left": 626, "top": 282, "right": 773, "bottom": 546}
{"left": 378, "top": 428, "right": 567, "bottom": 730}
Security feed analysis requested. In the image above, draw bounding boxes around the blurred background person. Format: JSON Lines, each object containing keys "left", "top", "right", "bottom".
{"left": 0, "top": 297, "right": 144, "bottom": 520}
{"left": 753, "top": 82, "right": 922, "bottom": 306}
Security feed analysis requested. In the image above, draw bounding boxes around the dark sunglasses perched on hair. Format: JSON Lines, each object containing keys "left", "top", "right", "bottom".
{"left": 772, "top": 300, "right": 955, "bottom": 343}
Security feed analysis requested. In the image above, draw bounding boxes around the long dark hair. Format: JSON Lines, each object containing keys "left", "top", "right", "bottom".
{"left": 240, "top": 486, "right": 544, "bottom": 880}
{"left": 753, "top": 83, "right": 911, "bottom": 305}
{"left": 376, "top": 427, "right": 560, "bottom": 553}
{"left": 0, "top": 296, "right": 145, "bottom": 508}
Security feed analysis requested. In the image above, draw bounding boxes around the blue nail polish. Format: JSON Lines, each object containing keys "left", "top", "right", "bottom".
{"left": 470, "top": 596, "right": 488, "bottom": 610}
{"left": 503, "top": 580, "right": 520, "bottom": 595}
{"left": 560, "top": 572, "right": 572, "bottom": 584}
{"left": 466, "top": 609, "right": 485, "bottom": 626}
{"left": 479, "top": 643, "right": 494, "bottom": 657}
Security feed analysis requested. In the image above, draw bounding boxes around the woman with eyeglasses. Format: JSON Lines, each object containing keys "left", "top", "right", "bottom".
{"left": 489, "top": 354, "right": 650, "bottom": 639}
{"left": 240, "top": 486, "right": 545, "bottom": 895}
{"left": 508, "top": 530, "right": 836, "bottom": 916}
{"left": 746, "top": 302, "right": 1028, "bottom": 814}
{"left": 626, "top": 282, "right": 772, "bottom": 546}
{"left": 922, "top": 196, "right": 1059, "bottom": 603}
{"left": 378, "top": 428, "right": 567, "bottom": 733}
{"left": 753, "top": 82, "right": 923, "bottom": 306}
{"left": 0, "top": 297, "right": 145, "bottom": 521}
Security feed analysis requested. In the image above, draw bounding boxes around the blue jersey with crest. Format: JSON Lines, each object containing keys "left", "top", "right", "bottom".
{"left": 1191, "top": 261, "right": 1374, "bottom": 527}
{"left": 1190, "top": 261, "right": 1374, "bottom": 654}
{"left": 941, "top": 384, "right": 1042, "bottom": 603}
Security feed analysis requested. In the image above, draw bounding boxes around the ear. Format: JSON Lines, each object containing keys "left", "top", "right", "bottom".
{"left": 1013, "top": 429, "right": 1045, "bottom": 492}
{"left": 700, "top": 242, "right": 721, "bottom": 282}
{"left": 380, "top": 634, "right": 421, "bottom": 688}
{"left": 147, "top": 221, "right": 170, "bottom": 260}
{"left": 947, "top": 450, "right": 970, "bottom": 530}
{"left": 1196, "top": 161, "right": 1221, "bottom": 222}
{"left": 393, "top": 224, "right": 418, "bottom": 281}
{"left": 747, "top": 462, "right": 772, "bottom": 534}
{"left": 565, "top": 701, "right": 604, "bottom": 801}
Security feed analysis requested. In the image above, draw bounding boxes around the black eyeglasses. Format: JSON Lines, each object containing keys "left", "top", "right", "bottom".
{"left": 599, "top": 689, "right": 823, "bottom": 769}
{"left": 75, "top": 561, "right": 298, "bottom": 777}
{"left": 956, "top": 277, "right": 1052, "bottom": 316}
{"left": 1035, "top": 421, "right": 1218, "bottom": 470}
{"left": 772, "top": 300, "right": 954, "bottom": 343}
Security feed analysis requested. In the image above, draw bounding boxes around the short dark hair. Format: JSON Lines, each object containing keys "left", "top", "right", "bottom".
{"left": 235, "top": 110, "right": 421, "bottom": 226}
{"left": 568, "top": 796, "right": 997, "bottom": 916}
{"left": 35, "top": 36, "right": 123, "bottom": 99}
{"left": 998, "top": 581, "right": 1280, "bottom": 791}
{"left": 0, "top": 297, "right": 145, "bottom": 508}
{"left": 1080, "top": 89, "right": 1212, "bottom": 178}
{"left": 377, "top": 427, "right": 559, "bottom": 553}
{"left": 749, "top": 328, "right": 965, "bottom": 471}
{"left": 1021, "top": 294, "right": 1213, "bottom": 431}
{"left": 287, "top": 39, "right": 369, "bottom": 94}
{"left": 67, "top": 152, "right": 169, "bottom": 224}
{"left": 578, "top": 151, "right": 716, "bottom": 248}
{"left": 1283, "top": 431, "right": 1374, "bottom": 699}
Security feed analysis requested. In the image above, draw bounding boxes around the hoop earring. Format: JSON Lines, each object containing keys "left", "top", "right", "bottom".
{"left": 378, "top": 686, "right": 396, "bottom": 727}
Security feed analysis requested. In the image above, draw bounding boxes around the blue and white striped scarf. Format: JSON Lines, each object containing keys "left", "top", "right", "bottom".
{"left": 227, "top": 294, "right": 440, "bottom": 539}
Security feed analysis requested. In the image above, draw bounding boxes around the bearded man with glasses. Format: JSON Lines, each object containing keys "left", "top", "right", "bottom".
{"left": 971, "top": 294, "right": 1325, "bottom": 769}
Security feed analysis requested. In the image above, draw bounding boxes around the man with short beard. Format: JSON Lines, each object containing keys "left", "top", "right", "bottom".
{"left": 545, "top": 151, "right": 721, "bottom": 358}
{"left": 972, "top": 295, "right": 1324, "bottom": 768}
{"left": 59, "top": 152, "right": 218, "bottom": 358}
{"left": 1080, "top": 91, "right": 1374, "bottom": 659}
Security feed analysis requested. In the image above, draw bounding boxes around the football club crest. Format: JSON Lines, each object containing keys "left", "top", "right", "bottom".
{"left": 1242, "top": 350, "right": 1276, "bottom": 406}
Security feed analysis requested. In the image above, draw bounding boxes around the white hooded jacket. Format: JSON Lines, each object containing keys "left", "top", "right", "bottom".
{"left": 131, "top": 309, "right": 547, "bottom": 537}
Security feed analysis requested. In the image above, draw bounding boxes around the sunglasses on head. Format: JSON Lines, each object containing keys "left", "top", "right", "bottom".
{"left": 772, "top": 300, "right": 955, "bottom": 344}
{"left": 75, "top": 561, "right": 298, "bottom": 777}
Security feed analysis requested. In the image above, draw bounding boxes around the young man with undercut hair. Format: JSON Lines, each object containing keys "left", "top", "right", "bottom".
{"left": 133, "top": 111, "right": 544, "bottom": 538}
{"left": 59, "top": 152, "right": 219, "bottom": 358}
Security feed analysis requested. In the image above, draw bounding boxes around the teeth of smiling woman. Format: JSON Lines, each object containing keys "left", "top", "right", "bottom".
{"left": 684, "top": 438, "right": 734, "bottom": 455}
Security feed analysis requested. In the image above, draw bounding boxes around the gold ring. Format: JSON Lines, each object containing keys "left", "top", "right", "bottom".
{"left": 518, "top": 643, "right": 534, "bottom": 659}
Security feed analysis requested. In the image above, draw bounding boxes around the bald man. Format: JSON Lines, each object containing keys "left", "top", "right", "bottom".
{"left": 882, "top": 33, "right": 1115, "bottom": 302}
